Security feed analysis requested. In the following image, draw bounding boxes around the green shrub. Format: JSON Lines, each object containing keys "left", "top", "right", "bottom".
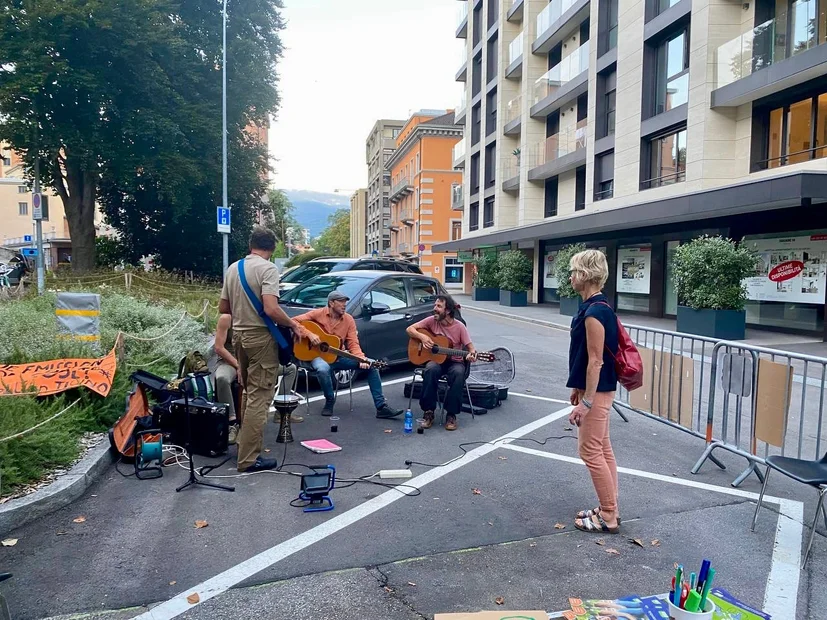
{"left": 673, "top": 235, "right": 758, "bottom": 310}
{"left": 553, "top": 243, "right": 588, "bottom": 299}
{"left": 472, "top": 253, "right": 499, "bottom": 288}
{"left": 497, "top": 250, "right": 533, "bottom": 293}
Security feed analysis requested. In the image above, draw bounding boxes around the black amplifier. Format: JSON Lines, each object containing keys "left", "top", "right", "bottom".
{"left": 165, "top": 397, "right": 229, "bottom": 458}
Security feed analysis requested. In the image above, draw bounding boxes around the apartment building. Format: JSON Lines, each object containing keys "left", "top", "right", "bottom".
{"left": 365, "top": 119, "right": 406, "bottom": 255}
{"left": 440, "top": 0, "right": 827, "bottom": 337}
{"left": 386, "top": 110, "right": 465, "bottom": 288}
{"left": 349, "top": 188, "right": 368, "bottom": 257}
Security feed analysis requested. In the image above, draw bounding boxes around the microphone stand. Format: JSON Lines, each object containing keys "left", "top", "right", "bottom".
{"left": 175, "top": 376, "right": 235, "bottom": 493}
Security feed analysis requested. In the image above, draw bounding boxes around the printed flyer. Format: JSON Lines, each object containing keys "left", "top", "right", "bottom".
{"left": 617, "top": 246, "right": 651, "bottom": 294}
{"left": 743, "top": 234, "right": 827, "bottom": 304}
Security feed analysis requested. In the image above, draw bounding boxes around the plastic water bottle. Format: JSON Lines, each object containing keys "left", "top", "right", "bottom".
{"left": 404, "top": 409, "right": 414, "bottom": 434}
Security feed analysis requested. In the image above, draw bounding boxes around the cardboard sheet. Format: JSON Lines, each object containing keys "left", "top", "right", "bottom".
{"left": 628, "top": 347, "right": 694, "bottom": 428}
{"left": 754, "top": 358, "right": 794, "bottom": 449}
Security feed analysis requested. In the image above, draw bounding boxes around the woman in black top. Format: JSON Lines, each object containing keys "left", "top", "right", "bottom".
{"left": 566, "top": 250, "right": 621, "bottom": 534}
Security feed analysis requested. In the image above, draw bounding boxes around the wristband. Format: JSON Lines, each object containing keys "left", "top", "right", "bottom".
{"left": 581, "top": 398, "right": 593, "bottom": 410}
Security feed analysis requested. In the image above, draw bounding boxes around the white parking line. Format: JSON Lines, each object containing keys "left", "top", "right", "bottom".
{"left": 134, "top": 406, "right": 575, "bottom": 619}
{"left": 500, "top": 444, "right": 803, "bottom": 619}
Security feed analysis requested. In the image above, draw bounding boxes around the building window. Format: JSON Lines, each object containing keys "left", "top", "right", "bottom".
{"left": 486, "top": 89, "right": 497, "bottom": 136}
{"left": 444, "top": 257, "right": 464, "bottom": 284}
{"left": 483, "top": 197, "right": 495, "bottom": 228}
{"left": 484, "top": 143, "right": 496, "bottom": 189}
{"left": 18, "top": 202, "right": 28, "bottom": 216}
{"left": 469, "top": 201, "right": 480, "bottom": 231}
{"left": 643, "top": 128, "right": 687, "bottom": 189}
{"left": 656, "top": 0, "right": 681, "bottom": 16}
{"left": 471, "top": 103, "right": 482, "bottom": 146}
{"left": 451, "top": 221, "right": 462, "bottom": 240}
{"left": 594, "top": 151, "right": 615, "bottom": 201}
{"left": 575, "top": 166, "right": 586, "bottom": 211}
{"left": 655, "top": 28, "right": 689, "bottom": 115}
{"left": 600, "top": 0, "right": 619, "bottom": 55}
{"left": 470, "top": 152, "right": 481, "bottom": 195}
{"left": 1, "top": 154, "right": 10, "bottom": 166}
{"left": 544, "top": 177, "right": 558, "bottom": 217}
{"left": 756, "top": 91, "right": 827, "bottom": 170}
{"left": 606, "top": 89, "right": 616, "bottom": 136}
{"left": 18, "top": 185, "right": 27, "bottom": 194}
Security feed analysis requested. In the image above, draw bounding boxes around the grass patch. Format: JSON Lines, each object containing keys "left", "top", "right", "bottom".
{"left": 0, "top": 272, "right": 220, "bottom": 496}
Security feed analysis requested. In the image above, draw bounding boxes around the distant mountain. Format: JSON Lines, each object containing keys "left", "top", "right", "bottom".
{"left": 282, "top": 190, "right": 350, "bottom": 238}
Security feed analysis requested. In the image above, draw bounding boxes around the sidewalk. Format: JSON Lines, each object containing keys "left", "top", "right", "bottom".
{"left": 454, "top": 294, "right": 827, "bottom": 357}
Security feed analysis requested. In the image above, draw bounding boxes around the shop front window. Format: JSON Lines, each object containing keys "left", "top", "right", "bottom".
{"left": 616, "top": 244, "right": 652, "bottom": 312}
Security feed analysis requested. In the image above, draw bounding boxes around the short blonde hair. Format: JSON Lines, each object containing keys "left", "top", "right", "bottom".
{"left": 570, "top": 249, "right": 609, "bottom": 288}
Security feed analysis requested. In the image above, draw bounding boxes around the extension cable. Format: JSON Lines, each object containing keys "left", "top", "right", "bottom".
{"left": 379, "top": 469, "right": 413, "bottom": 480}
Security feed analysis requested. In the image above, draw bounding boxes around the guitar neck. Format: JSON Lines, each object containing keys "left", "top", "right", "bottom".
{"left": 326, "top": 344, "right": 373, "bottom": 365}
{"left": 433, "top": 346, "right": 469, "bottom": 358}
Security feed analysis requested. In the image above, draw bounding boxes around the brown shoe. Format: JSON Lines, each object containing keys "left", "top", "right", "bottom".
{"left": 445, "top": 415, "right": 458, "bottom": 431}
{"left": 421, "top": 410, "right": 435, "bottom": 429}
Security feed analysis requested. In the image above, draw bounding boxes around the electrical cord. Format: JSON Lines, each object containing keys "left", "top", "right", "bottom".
{"left": 404, "top": 434, "right": 576, "bottom": 469}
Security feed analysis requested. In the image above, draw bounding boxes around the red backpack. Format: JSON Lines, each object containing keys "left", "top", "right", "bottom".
{"left": 597, "top": 302, "right": 644, "bottom": 391}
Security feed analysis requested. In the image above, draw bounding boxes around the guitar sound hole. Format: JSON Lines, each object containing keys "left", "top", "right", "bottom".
{"left": 319, "top": 343, "right": 330, "bottom": 352}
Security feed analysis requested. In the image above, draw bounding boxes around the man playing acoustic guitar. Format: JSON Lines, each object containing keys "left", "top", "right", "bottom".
{"left": 295, "top": 291, "right": 404, "bottom": 419}
{"left": 406, "top": 294, "right": 477, "bottom": 431}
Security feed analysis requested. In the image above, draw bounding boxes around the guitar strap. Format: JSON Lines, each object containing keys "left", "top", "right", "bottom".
{"left": 237, "top": 259, "right": 293, "bottom": 364}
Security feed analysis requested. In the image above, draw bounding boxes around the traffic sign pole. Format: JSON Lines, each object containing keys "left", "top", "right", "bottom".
{"left": 221, "top": 0, "right": 229, "bottom": 277}
{"left": 33, "top": 157, "right": 44, "bottom": 295}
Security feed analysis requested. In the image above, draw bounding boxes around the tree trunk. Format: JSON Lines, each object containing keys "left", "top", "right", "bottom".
{"left": 54, "top": 158, "right": 97, "bottom": 273}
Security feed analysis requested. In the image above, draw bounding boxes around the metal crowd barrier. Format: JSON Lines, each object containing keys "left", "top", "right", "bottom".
{"left": 613, "top": 324, "right": 827, "bottom": 487}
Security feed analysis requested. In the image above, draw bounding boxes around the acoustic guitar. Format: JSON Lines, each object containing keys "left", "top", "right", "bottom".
{"left": 407, "top": 328, "right": 496, "bottom": 366}
{"left": 293, "top": 320, "right": 387, "bottom": 369}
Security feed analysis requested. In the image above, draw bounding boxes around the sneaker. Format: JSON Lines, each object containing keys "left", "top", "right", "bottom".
{"left": 321, "top": 401, "right": 335, "bottom": 416}
{"left": 376, "top": 404, "right": 403, "bottom": 419}
{"left": 445, "top": 415, "right": 458, "bottom": 431}
{"left": 238, "top": 456, "right": 278, "bottom": 473}
{"left": 228, "top": 424, "right": 239, "bottom": 445}
{"left": 421, "top": 410, "right": 435, "bottom": 429}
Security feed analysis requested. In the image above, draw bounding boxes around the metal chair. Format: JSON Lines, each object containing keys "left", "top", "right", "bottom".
{"left": 407, "top": 361, "right": 474, "bottom": 425}
{"left": 751, "top": 451, "right": 827, "bottom": 568}
{"left": 295, "top": 362, "right": 354, "bottom": 412}
{"left": 273, "top": 364, "right": 310, "bottom": 414}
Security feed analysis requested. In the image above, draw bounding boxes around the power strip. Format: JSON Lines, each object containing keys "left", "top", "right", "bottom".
{"left": 379, "top": 469, "right": 413, "bottom": 480}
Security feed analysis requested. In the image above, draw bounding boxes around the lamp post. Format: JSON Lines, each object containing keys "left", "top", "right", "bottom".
{"left": 221, "top": 0, "right": 229, "bottom": 275}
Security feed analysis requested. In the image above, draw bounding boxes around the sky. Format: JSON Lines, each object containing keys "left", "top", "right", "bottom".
{"left": 269, "top": 0, "right": 460, "bottom": 194}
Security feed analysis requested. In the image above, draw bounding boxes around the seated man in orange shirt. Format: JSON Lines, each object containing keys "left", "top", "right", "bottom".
{"left": 295, "top": 291, "right": 403, "bottom": 419}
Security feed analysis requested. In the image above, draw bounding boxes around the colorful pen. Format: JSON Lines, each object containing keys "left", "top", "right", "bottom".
{"left": 697, "top": 559, "right": 711, "bottom": 593}
{"left": 674, "top": 566, "right": 683, "bottom": 606}
{"left": 699, "top": 567, "right": 716, "bottom": 610}
{"left": 684, "top": 590, "right": 702, "bottom": 613}
{"left": 690, "top": 572, "right": 696, "bottom": 590}
{"left": 679, "top": 583, "right": 690, "bottom": 609}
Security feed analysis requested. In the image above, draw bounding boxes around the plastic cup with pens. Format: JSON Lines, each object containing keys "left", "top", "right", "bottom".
{"left": 669, "top": 560, "right": 716, "bottom": 618}
{"left": 667, "top": 598, "right": 715, "bottom": 619}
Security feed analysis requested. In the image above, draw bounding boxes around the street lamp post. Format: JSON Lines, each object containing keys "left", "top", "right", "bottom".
{"left": 221, "top": 0, "right": 229, "bottom": 275}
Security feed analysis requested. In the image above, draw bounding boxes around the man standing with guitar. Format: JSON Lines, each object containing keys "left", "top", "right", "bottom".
{"left": 295, "top": 291, "right": 404, "bottom": 419}
{"left": 406, "top": 294, "right": 477, "bottom": 431}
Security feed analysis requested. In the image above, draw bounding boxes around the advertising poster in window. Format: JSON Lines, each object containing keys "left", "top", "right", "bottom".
{"left": 617, "top": 246, "right": 651, "bottom": 294}
{"left": 743, "top": 234, "right": 827, "bottom": 304}
{"left": 544, "top": 251, "right": 559, "bottom": 289}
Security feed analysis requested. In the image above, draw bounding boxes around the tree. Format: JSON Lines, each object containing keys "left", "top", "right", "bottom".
{"left": 0, "top": 0, "right": 284, "bottom": 274}
{"left": 314, "top": 209, "right": 350, "bottom": 257}
{"left": 264, "top": 189, "right": 300, "bottom": 247}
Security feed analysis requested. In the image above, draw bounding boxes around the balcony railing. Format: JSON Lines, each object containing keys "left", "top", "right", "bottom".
{"left": 530, "top": 119, "right": 587, "bottom": 168}
{"left": 390, "top": 176, "right": 414, "bottom": 202}
{"left": 537, "top": 0, "right": 579, "bottom": 41}
{"left": 400, "top": 208, "right": 415, "bottom": 224}
{"left": 504, "top": 95, "right": 522, "bottom": 125}
{"left": 509, "top": 31, "right": 524, "bottom": 65}
{"left": 641, "top": 169, "right": 685, "bottom": 190}
{"left": 459, "top": 44, "right": 468, "bottom": 70}
{"left": 398, "top": 242, "right": 412, "bottom": 254}
{"left": 715, "top": 0, "right": 827, "bottom": 88}
{"left": 452, "top": 184, "right": 464, "bottom": 210}
{"left": 457, "top": 0, "right": 468, "bottom": 27}
{"left": 456, "top": 89, "right": 467, "bottom": 122}
{"left": 502, "top": 155, "right": 520, "bottom": 180}
{"left": 453, "top": 138, "right": 466, "bottom": 164}
{"left": 534, "top": 40, "right": 590, "bottom": 104}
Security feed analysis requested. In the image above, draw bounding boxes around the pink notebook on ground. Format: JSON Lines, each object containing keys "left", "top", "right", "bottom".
{"left": 300, "top": 439, "right": 343, "bottom": 454}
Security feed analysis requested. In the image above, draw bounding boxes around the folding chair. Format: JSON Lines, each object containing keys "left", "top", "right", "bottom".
{"left": 295, "top": 362, "right": 354, "bottom": 412}
{"left": 407, "top": 361, "right": 475, "bottom": 425}
{"left": 751, "top": 451, "right": 827, "bottom": 568}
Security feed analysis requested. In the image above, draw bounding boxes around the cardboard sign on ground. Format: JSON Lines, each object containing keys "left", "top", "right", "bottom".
{"left": 628, "top": 347, "right": 694, "bottom": 428}
{"left": 754, "top": 358, "right": 794, "bottom": 449}
{"left": 434, "top": 612, "right": 547, "bottom": 620}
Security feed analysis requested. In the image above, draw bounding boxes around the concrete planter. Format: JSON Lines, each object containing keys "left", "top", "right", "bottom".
{"left": 472, "top": 286, "right": 500, "bottom": 302}
{"left": 499, "top": 290, "right": 528, "bottom": 307}
{"left": 559, "top": 296, "right": 580, "bottom": 317}
{"left": 677, "top": 306, "right": 746, "bottom": 340}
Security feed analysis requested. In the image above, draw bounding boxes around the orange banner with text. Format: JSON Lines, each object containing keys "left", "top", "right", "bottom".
{"left": 0, "top": 348, "right": 118, "bottom": 397}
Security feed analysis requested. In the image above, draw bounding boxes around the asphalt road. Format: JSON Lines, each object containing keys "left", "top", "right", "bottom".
{"left": 1, "top": 310, "right": 824, "bottom": 620}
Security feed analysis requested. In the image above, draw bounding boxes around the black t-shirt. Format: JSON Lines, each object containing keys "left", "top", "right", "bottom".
{"left": 566, "top": 294, "right": 619, "bottom": 393}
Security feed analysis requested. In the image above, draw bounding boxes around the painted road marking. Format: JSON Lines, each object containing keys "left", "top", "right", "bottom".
{"left": 500, "top": 443, "right": 802, "bottom": 620}
{"left": 134, "top": 407, "right": 575, "bottom": 619}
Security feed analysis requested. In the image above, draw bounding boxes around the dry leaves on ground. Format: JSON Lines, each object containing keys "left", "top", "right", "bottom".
{"left": 495, "top": 596, "right": 505, "bottom": 605}
{"left": 529, "top": 542, "right": 537, "bottom": 547}
{"left": 631, "top": 538, "right": 644, "bottom": 548}
{"left": 56, "top": 531, "right": 67, "bottom": 536}
{"left": 1, "top": 539, "right": 18, "bottom": 547}
{"left": 72, "top": 516, "right": 86, "bottom": 524}
{"left": 169, "top": 581, "right": 177, "bottom": 586}
{"left": 606, "top": 548, "right": 621, "bottom": 555}
{"left": 383, "top": 586, "right": 394, "bottom": 594}
{"left": 384, "top": 429, "right": 393, "bottom": 434}
{"left": 651, "top": 539, "right": 661, "bottom": 547}
{"left": 595, "top": 538, "right": 605, "bottom": 546}
{"left": 498, "top": 456, "right": 508, "bottom": 460}
{"left": 554, "top": 523, "right": 566, "bottom": 530}
{"left": 564, "top": 426, "right": 574, "bottom": 431}
{"left": 194, "top": 520, "right": 209, "bottom": 529}
{"left": 472, "top": 488, "right": 482, "bottom": 495}
{"left": 187, "top": 593, "right": 200, "bottom": 604}
{"left": 408, "top": 582, "right": 417, "bottom": 587}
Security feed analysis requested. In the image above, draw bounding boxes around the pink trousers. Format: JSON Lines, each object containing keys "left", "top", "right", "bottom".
{"left": 577, "top": 391, "right": 619, "bottom": 515}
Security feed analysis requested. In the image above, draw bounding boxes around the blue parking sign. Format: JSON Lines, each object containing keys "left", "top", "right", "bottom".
{"left": 24, "top": 235, "right": 32, "bottom": 243}
{"left": 217, "top": 207, "right": 231, "bottom": 234}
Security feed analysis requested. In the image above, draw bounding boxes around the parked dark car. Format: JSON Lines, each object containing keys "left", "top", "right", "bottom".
{"left": 280, "top": 271, "right": 461, "bottom": 387}
{"left": 279, "top": 257, "right": 422, "bottom": 295}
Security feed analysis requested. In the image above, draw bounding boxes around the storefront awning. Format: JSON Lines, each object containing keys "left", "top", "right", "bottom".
{"left": 433, "top": 171, "right": 827, "bottom": 252}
